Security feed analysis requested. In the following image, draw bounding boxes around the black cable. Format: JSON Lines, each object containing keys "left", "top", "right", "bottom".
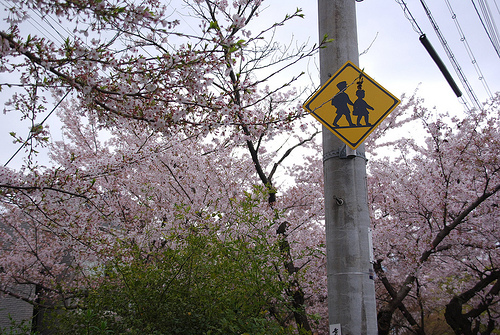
{"left": 395, "top": 0, "right": 424, "bottom": 35}
{"left": 419, "top": 0, "right": 481, "bottom": 110}
{"left": 445, "top": 0, "right": 493, "bottom": 99}
{"left": 419, "top": 34, "right": 462, "bottom": 97}
{"left": 4, "top": 90, "right": 71, "bottom": 167}
{"left": 471, "top": 0, "right": 500, "bottom": 59}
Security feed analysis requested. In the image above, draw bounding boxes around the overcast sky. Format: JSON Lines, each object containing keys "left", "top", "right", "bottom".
{"left": 1, "top": 0, "right": 499, "bottom": 167}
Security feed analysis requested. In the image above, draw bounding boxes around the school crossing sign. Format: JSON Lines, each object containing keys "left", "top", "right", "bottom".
{"left": 303, "top": 61, "right": 400, "bottom": 150}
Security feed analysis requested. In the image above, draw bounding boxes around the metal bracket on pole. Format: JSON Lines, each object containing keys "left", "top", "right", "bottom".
{"left": 323, "top": 144, "right": 366, "bottom": 162}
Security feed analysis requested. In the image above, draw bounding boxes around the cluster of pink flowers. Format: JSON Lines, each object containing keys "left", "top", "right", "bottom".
{"left": 0, "top": 0, "right": 335, "bottom": 332}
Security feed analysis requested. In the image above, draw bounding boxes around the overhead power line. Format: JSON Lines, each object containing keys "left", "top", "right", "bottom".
{"left": 4, "top": 90, "right": 71, "bottom": 167}
{"left": 396, "top": 0, "right": 472, "bottom": 109}
{"left": 444, "top": 0, "right": 493, "bottom": 99}
{"left": 395, "top": 0, "right": 424, "bottom": 35}
{"left": 395, "top": 0, "right": 489, "bottom": 111}
{"left": 418, "top": 0, "right": 482, "bottom": 111}
{"left": 418, "top": 34, "right": 462, "bottom": 98}
{"left": 494, "top": 0, "right": 500, "bottom": 16}
{"left": 471, "top": 0, "right": 500, "bottom": 59}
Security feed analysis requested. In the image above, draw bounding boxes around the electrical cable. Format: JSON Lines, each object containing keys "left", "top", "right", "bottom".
{"left": 32, "top": 7, "right": 77, "bottom": 44}
{"left": 480, "top": 0, "right": 500, "bottom": 52}
{"left": 396, "top": 0, "right": 471, "bottom": 110}
{"left": 483, "top": 0, "right": 500, "bottom": 49}
{"left": 471, "top": 0, "right": 500, "bottom": 59}
{"left": 0, "top": 1, "right": 107, "bottom": 166}
{"left": 4, "top": 90, "right": 71, "bottom": 167}
{"left": 395, "top": 0, "right": 424, "bottom": 35}
{"left": 419, "top": 0, "right": 482, "bottom": 111}
{"left": 444, "top": 0, "right": 493, "bottom": 99}
{"left": 494, "top": 0, "right": 500, "bottom": 16}
{"left": 0, "top": 0, "right": 62, "bottom": 44}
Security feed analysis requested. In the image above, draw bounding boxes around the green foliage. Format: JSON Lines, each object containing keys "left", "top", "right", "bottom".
{"left": 0, "top": 314, "right": 37, "bottom": 335}
{"left": 49, "top": 189, "right": 298, "bottom": 334}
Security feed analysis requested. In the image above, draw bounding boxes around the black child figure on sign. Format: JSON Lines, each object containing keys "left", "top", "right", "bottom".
{"left": 331, "top": 81, "right": 354, "bottom": 127}
{"left": 353, "top": 89, "right": 373, "bottom": 126}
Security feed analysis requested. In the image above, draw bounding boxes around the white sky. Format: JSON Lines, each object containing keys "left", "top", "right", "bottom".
{"left": 1, "top": 0, "right": 499, "bottom": 167}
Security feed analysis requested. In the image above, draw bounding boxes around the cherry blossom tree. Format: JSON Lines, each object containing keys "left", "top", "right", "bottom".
{"left": 0, "top": 0, "right": 328, "bottom": 333}
{"left": 368, "top": 95, "right": 500, "bottom": 334}
{"left": 7, "top": 1, "right": 499, "bottom": 334}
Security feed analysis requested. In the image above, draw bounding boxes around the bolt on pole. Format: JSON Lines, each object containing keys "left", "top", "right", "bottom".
{"left": 317, "top": 0, "right": 378, "bottom": 334}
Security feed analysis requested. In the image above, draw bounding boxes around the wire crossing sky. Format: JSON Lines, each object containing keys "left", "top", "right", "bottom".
{"left": 419, "top": 0, "right": 482, "bottom": 111}
{"left": 445, "top": 0, "right": 493, "bottom": 100}
{"left": 472, "top": 0, "right": 500, "bottom": 59}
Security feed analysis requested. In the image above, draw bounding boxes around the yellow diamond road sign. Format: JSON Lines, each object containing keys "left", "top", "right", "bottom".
{"left": 303, "top": 61, "right": 400, "bottom": 150}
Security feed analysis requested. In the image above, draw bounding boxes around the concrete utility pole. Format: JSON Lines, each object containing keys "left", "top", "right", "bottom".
{"left": 318, "top": 1, "right": 378, "bottom": 334}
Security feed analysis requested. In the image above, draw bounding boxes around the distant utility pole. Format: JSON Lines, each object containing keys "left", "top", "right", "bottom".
{"left": 317, "top": 1, "right": 378, "bottom": 334}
